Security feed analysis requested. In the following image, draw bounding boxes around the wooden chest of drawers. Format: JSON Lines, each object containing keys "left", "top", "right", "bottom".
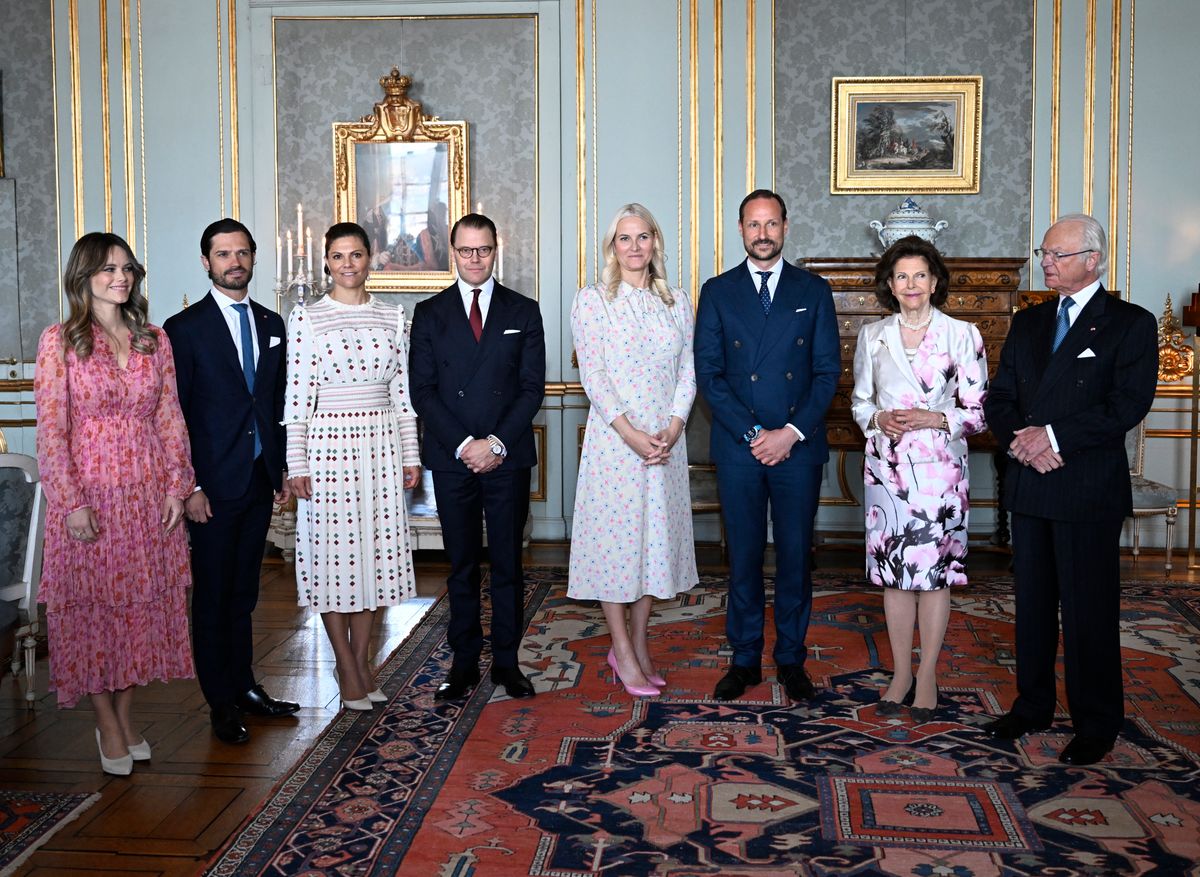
{"left": 799, "top": 256, "right": 1028, "bottom": 451}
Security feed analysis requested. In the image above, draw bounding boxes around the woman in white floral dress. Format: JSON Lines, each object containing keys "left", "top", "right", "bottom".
{"left": 851, "top": 236, "right": 988, "bottom": 722}
{"left": 284, "top": 222, "right": 421, "bottom": 710}
{"left": 569, "top": 204, "right": 699, "bottom": 697}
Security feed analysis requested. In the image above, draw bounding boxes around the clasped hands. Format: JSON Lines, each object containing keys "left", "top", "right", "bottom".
{"left": 876, "top": 408, "right": 944, "bottom": 440}
{"left": 1008, "top": 425, "right": 1064, "bottom": 473}
{"left": 616, "top": 415, "right": 685, "bottom": 466}
{"left": 65, "top": 494, "right": 186, "bottom": 542}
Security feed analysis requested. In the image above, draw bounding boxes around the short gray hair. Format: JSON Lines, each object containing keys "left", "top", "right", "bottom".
{"left": 1054, "top": 213, "right": 1108, "bottom": 278}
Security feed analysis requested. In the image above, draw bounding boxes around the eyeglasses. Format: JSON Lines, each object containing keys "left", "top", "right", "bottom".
{"left": 1033, "top": 248, "right": 1094, "bottom": 261}
{"left": 454, "top": 246, "right": 494, "bottom": 259}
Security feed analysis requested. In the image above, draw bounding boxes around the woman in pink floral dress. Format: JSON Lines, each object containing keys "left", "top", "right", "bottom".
{"left": 568, "top": 204, "right": 698, "bottom": 698}
{"left": 35, "top": 232, "right": 195, "bottom": 775}
{"left": 851, "top": 236, "right": 988, "bottom": 722}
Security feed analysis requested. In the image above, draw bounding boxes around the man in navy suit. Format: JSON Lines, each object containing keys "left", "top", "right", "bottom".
{"left": 695, "top": 190, "right": 840, "bottom": 702}
{"left": 409, "top": 213, "right": 546, "bottom": 701}
{"left": 164, "top": 218, "right": 298, "bottom": 744}
{"left": 983, "top": 214, "right": 1157, "bottom": 765}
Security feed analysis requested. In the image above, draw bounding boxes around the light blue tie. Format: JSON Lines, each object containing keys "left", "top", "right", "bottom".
{"left": 1051, "top": 296, "right": 1075, "bottom": 353}
{"left": 233, "top": 302, "right": 261, "bottom": 458}
{"left": 756, "top": 271, "right": 772, "bottom": 315}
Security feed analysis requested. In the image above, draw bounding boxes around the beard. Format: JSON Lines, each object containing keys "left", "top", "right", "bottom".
{"left": 746, "top": 237, "right": 783, "bottom": 262}
{"left": 209, "top": 266, "right": 253, "bottom": 290}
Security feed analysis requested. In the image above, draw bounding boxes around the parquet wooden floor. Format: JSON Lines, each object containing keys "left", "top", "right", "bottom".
{"left": 0, "top": 543, "right": 1192, "bottom": 875}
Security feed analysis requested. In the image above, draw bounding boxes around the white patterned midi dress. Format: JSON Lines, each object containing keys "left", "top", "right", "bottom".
{"left": 283, "top": 296, "right": 419, "bottom": 612}
{"left": 568, "top": 282, "right": 699, "bottom": 603}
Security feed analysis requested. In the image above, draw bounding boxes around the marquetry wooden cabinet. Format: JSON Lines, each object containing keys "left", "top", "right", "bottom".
{"left": 799, "top": 256, "right": 1027, "bottom": 451}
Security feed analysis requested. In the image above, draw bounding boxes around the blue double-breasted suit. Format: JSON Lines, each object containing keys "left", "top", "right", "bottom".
{"left": 694, "top": 259, "right": 840, "bottom": 669}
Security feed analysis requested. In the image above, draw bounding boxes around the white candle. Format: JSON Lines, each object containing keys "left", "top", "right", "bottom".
{"left": 476, "top": 201, "right": 483, "bottom": 215}
{"left": 497, "top": 234, "right": 504, "bottom": 282}
{"left": 296, "top": 202, "right": 304, "bottom": 245}
{"left": 276, "top": 236, "right": 282, "bottom": 282}
{"left": 306, "top": 227, "right": 313, "bottom": 274}
{"left": 286, "top": 229, "right": 293, "bottom": 279}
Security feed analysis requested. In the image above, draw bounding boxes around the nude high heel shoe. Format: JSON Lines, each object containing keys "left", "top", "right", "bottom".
{"left": 606, "top": 649, "right": 661, "bottom": 698}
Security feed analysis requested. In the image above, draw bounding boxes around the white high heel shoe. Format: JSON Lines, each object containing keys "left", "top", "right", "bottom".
{"left": 127, "top": 737, "right": 152, "bottom": 761}
{"left": 95, "top": 728, "right": 133, "bottom": 776}
{"left": 332, "top": 667, "right": 375, "bottom": 711}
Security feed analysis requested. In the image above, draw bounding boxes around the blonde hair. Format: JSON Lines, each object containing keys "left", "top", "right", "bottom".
{"left": 600, "top": 203, "right": 674, "bottom": 306}
{"left": 61, "top": 232, "right": 156, "bottom": 359}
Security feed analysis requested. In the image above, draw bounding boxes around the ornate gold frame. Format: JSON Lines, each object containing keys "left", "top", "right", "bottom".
{"left": 830, "top": 76, "right": 982, "bottom": 195}
{"left": 333, "top": 68, "right": 469, "bottom": 293}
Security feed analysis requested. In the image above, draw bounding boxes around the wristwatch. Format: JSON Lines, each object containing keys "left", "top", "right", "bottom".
{"left": 487, "top": 436, "right": 504, "bottom": 456}
{"left": 743, "top": 424, "right": 764, "bottom": 443}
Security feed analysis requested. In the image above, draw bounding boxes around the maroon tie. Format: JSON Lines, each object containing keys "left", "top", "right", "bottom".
{"left": 469, "top": 288, "right": 483, "bottom": 342}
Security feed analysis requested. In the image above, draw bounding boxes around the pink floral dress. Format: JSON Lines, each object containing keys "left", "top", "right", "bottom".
{"left": 34, "top": 323, "right": 195, "bottom": 707}
{"left": 850, "top": 310, "right": 988, "bottom": 590}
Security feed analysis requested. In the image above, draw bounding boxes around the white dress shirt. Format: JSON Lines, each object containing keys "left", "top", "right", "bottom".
{"left": 210, "top": 288, "right": 260, "bottom": 368}
{"left": 1045, "top": 279, "right": 1102, "bottom": 452}
{"left": 457, "top": 276, "right": 496, "bottom": 324}
{"left": 744, "top": 257, "right": 803, "bottom": 442}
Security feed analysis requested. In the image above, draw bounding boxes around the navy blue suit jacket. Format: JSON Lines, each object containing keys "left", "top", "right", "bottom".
{"left": 984, "top": 287, "right": 1157, "bottom": 521}
{"left": 409, "top": 283, "right": 546, "bottom": 471}
{"left": 163, "top": 292, "right": 287, "bottom": 500}
{"left": 694, "top": 259, "right": 841, "bottom": 466}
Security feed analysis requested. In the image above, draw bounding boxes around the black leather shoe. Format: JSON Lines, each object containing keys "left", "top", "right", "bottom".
{"left": 777, "top": 663, "right": 816, "bottom": 702}
{"left": 877, "top": 680, "right": 916, "bottom": 717}
{"left": 491, "top": 666, "right": 536, "bottom": 698}
{"left": 236, "top": 684, "right": 300, "bottom": 717}
{"left": 211, "top": 704, "right": 250, "bottom": 744}
{"left": 982, "top": 711, "right": 1052, "bottom": 739}
{"left": 713, "top": 665, "right": 762, "bottom": 701}
{"left": 1059, "top": 735, "right": 1115, "bottom": 765}
{"left": 434, "top": 665, "right": 481, "bottom": 701}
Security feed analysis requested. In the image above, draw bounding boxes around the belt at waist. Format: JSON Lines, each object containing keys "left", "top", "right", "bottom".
{"left": 315, "top": 382, "right": 391, "bottom": 412}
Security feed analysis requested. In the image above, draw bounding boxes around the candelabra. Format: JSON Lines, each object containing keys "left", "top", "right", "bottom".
{"left": 274, "top": 202, "right": 327, "bottom": 316}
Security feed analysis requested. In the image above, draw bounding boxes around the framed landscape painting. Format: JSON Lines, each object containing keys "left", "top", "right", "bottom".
{"left": 830, "top": 76, "right": 982, "bottom": 194}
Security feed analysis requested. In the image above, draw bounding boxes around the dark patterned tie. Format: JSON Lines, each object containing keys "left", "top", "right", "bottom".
{"left": 1051, "top": 296, "right": 1074, "bottom": 353}
{"left": 756, "top": 271, "right": 771, "bottom": 315}
{"left": 469, "top": 288, "right": 483, "bottom": 342}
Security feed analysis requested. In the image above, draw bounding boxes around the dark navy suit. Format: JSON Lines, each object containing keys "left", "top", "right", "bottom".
{"left": 409, "top": 282, "right": 545, "bottom": 670}
{"left": 694, "top": 259, "right": 840, "bottom": 669}
{"left": 984, "top": 287, "right": 1157, "bottom": 740}
{"left": 164, "top": 292, "right": 286, "bottom": 708}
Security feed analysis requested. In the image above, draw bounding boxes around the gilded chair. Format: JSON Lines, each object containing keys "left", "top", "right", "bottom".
{"left": 0, "top": 453, "right": 47, "bottom": 703}
{"left": 1126, "top": 421, "right": 1179, "bottom": 572}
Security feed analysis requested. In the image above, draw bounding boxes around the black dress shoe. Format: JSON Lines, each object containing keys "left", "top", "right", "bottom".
{"left": 211, "top": 704, "right": 250, "bottom": 744}
{"left": 491, "top": 666, "right": 536, "bottom": 698}
{"left": 877, "top": 680, "right": 916, "bottom": 717}
{"left": 776, "top": 663, "right": 816, "bottom": 702}
{"left": 982, "top": 711, "right": 1052, "bottom": 739}
{"left": 434, "top": 665, "right": 481, "bottom": 701}
{"left": 713, "top": 665, "right": 762, "bottom": 701}
{"left": 236, "top": 684, "right": 300, "bottom": 717}
{"left": 1059, "top": 735, "right": 1115, "bottom": 765}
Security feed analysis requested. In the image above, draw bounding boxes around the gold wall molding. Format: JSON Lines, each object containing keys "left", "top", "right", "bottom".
{"left": 688, "top": 0, "right": 698, "bottom": 297}
{"left": 1081, "top": 0, "right": 1096, "bottom": 214}
{"left": 51, "top": 0, "right": 64, "bottom": 319}
{"left": 1049, "top": 0, "right": 1062, "bottom": 223}
{"left": 121, "top": 0, "right": 135, "bottom": 247}
{"left": 575, "top": 0, "right": 585, "bottom": 288}
{"left": 712, "top": 0, "right": 723, "bottom": 274}
{"left": 216, "top": 0, "right": 226, "bottom": 216}
{"left": 100, "top": 0, "right": 113, "bottom": 228}
{"left": 1124, "top": 0, "right": 1135, "bottom": 302}
{"left": 228, "top": 0, "right": 240, "bottom": 216}
{"left": 676, "top": 0, "right": 683, "bottom": 288}
{"left": 1107, "top": 0, "right": 1121, "bottom": 288}
{"left": 745, "top": 0, "right": 755, "bottom": 192}
{"left": 69, "top": 0, "right": 83, "bottom": 238}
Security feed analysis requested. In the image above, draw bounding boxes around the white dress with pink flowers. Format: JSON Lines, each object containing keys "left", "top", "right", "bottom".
{"left": 850, "top": 310, "right": 989, "bottom": 590}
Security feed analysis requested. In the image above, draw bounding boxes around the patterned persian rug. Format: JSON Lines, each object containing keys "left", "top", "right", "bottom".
{"left": 206, "top": 568, "right": 1200, "bottom": 876}
{"left": 0, "top": 790, "right": 99, "bottom": 876}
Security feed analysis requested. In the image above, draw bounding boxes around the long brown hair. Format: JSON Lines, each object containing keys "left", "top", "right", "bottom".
{"left": 61, "top": 232, "right": 156, "bottom": 358}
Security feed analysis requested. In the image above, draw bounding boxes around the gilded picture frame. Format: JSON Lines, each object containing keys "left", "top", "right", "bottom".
{"left": 333, "top": 69, "right": 469, "bottom": 293}
{"left": 830, "top": 76, "right": 982, "bottom": 195}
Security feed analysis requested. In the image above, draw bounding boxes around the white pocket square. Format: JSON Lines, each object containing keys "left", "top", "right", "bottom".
{"left": 503, "top": 328, "right": 521, "bottom": 335}
{"left": 795, "top": 308, "right": 807, "bottom": 313}
{"left": 1077, "top": 348, "right": 1096, "bottom": 358}
{"left": 269, "top": 335, "right": 282, "bottom": 348}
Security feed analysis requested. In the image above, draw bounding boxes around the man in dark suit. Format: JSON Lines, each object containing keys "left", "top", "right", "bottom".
{"left": 409, "top": 213, "right": 546, "bottom": 701}
{"left": 983, "top": 214, "right": 1157, "bottom": 765}
{"left": 694, "top": 189, "right": 841, "bottom": 702}
{"left": 164, "top": 218, "right": 299, "bottom": 744}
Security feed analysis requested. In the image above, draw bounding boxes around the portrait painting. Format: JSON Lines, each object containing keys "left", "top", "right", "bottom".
{"left": 831, "top": 76, "right": 982, "bottom": 194}
{"left": 355, "top": 141, "right": 451, "bottom": 274}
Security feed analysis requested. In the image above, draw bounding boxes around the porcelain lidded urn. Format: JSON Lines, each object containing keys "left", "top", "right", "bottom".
{"left": 869, "top": 197, "right": 949, "bottom": 248}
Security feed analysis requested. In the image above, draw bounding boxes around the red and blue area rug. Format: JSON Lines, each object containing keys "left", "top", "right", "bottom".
{"left": 206, "top": 569, "right": 1200, "bottom": 876}
{"left": 0, "top": 789, "right": 99, "bottom": 875}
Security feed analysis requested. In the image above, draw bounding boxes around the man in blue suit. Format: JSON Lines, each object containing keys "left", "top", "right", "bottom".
{"left": 164, "top": 218, "right": 298, "bottom": 744}
{"left": 695, "top": 190, "right": 840, "bottom": 702}
{"left": 409, "top": 213, "right": 546, "bottom": 701}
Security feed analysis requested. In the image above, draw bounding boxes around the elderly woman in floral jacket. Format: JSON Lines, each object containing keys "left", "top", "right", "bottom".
{"left": 851, "top": 235, "right": 988, "bottom": 723}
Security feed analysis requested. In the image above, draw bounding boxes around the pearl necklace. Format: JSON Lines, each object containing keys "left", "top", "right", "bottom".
{"left": 898, "top": 311, "right": 932, "bottom": 331}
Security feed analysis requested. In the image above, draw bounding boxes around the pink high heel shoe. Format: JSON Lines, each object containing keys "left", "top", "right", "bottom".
{"left": 606, "top": 649, "right": 661, "bottom": 697}
{"left": 646, "top": 672, "right": 666, "bottom": 687}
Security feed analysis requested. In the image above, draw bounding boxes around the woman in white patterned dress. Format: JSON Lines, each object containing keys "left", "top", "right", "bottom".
{"left": 284, "top": 222, "right": 421, "bottom": 710}
{"left": 568, "top": 203, "right": 699, "bottom": 697}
